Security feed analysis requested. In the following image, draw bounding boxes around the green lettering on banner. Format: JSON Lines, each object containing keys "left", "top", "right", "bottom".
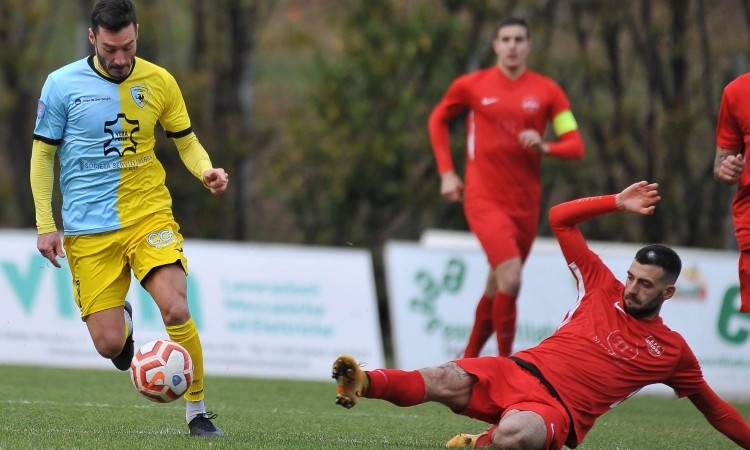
{"left": 717, "top": 286, "right": 750, "bottom": 344}
{"left": 409, "top": 258, "right": 467, "bottom": 334}
{"left": 443, "top": 258, "right": 466, "bottom": 293}
{"left": 53, "top": 260, "right": 76, "bottom": 317}
{"left": 2, "top": 258, "right": 44, "bottom": 314}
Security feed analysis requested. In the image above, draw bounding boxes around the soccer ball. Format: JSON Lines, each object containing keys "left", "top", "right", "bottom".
{"left": 130, "top": 339, "right": 193, "bottom": 403}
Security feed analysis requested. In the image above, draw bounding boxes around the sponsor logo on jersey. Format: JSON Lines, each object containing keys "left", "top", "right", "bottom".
{"left": 147, "top": 229, "right": 179, "bottom": 249}
{"left": 645, "top": 335, "right": 664, "bottom": 357}
{"left": 73, "top": 96, "right": 112, "bottom": 105}
{"left": 131, "top": 86, "right": 149, "bottom": 108}
{"left": 481, "top": 96, "right": 499, "bottom": 105}
{"left": 606, "top": 330, "right": 639, "bottom": 360}
{"left": 103, "top": 113, "right": 140, "bottom": 156}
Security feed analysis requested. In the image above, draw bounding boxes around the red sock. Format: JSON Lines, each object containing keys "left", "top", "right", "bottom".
{"left": 476, "top": 425, "right": 497, "bottom": 447}
{"left": 364, "top": 369, "right": 425, "bottom": 407}
{"left": 491, "top": 291, "right": 517, "bottom": 356}
{"left": 463, "top": 295, "right": 494, "bottom": 357}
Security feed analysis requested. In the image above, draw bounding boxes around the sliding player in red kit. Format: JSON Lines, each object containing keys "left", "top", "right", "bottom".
{"left": 332, "top": 181, "right": 750, "bottom": 450}
{"left": 428, "top": 16, "right": 584, "bottom": 358}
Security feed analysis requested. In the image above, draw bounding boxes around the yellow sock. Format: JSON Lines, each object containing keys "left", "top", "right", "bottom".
{"left": 166, "top": 317, "right": 204, "bottom": 402}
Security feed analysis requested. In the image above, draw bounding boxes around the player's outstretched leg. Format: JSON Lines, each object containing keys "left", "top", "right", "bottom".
{"left": 111, "top": 301, "right": 134, "bottom": 371}
{"left": 332, "top": 354, "right": 369, "bottom": 409}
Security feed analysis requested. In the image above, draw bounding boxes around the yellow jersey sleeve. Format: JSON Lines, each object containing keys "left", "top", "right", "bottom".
{"left": 173, "top": 132, "right": 213, "bottom": 183}
{"left": 30, "top": 139, "right": 58, "bottom": 233}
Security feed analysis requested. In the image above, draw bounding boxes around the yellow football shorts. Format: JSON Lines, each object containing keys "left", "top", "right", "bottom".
{"left": 63, "top": 212, "right": 189, "bottom": 319}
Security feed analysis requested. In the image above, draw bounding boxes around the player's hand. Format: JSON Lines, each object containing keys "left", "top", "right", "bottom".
{"left": 518, "top": 129, "right": 548, "bottom": 154}
{"left": 615, "top": 181, "right": 660, "bottom": 215}
{"left": 202, "top": 168, "right": 229, "bottom": 195}
{"left": 716, "top": 153, "right": 744, "bottom": 185}
{"left": 440, "top": 171, "right": 463, "bottom": 202}
{"left": 37, "top": 231, "right": 65, "bottom": 268}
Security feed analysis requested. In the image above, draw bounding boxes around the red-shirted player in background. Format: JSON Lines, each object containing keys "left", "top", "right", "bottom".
{"left": 332, "top": 181, "right": 750, "bottom": 450}
{"left": 715, "top": 73, "right": 750, "bottom": 313}
{"left": 428, "top": 16, "right": 585, "bottom": 358}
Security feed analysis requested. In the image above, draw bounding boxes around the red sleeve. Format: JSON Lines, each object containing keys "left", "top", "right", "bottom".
{"left": 689, "top": 385, "right": 750, "bottom": 448}
{"left": 544, "top": 80, "right": 584, "bottom": 160}
{"left": 427, "top": 76, "right": 470, "bottom": 174}
{"left": 546, "top": 129, "right": 585, "bottom": 160}
{"left": 716, "top": 85, "right": 743, "bottom": 151}
{"left": 548, "top": 194, "right": 619, "bottom": 265}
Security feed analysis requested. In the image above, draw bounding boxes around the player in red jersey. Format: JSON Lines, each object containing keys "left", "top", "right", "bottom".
{"left": 715, "top": 73, "right": 750, "bottom": 313}
{"left": 428, "top": 16, "right": 585, "bottom": 357}
{"left": 332, "top": 181, "right": 750, "bottom": 449}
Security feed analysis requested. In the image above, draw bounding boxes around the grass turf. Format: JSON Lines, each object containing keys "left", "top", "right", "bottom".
{"left": 1, "top": 364, "right": 747, "bottom": 449}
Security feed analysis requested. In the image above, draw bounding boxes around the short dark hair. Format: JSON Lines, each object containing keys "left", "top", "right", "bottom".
{"left": 91, "top": 0, "right": 137, "bottom": 33}
{"left": 635, "top": 244, "right": 682, "bottom": 284}
{"left": 495, "top": 16, "right": 530, "bottom": 39}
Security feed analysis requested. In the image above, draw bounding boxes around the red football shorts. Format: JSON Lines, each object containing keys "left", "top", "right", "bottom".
{"left": 738, "top": 251, "right": 750, "bottom": 313}
{"left": 463, "top": 192, "right": 537, "bottom": 267}
{"left": 454, "top": 357, "right": 571, "bottom": 450}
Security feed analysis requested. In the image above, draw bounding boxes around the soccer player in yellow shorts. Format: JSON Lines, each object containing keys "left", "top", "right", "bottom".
{"left": 30, "top": 0, "right": 228, "bottom": 436}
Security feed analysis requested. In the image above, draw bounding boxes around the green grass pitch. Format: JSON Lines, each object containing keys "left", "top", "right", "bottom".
{"left": 1, "top": 365, "right": 747, "bottom": 449}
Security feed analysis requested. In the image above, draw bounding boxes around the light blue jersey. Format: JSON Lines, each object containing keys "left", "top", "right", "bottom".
{"left": 33, "top": 55, "right": 192, "bottom": 235}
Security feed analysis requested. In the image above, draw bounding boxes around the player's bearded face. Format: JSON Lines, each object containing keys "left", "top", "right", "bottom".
{"left": 622, "top": 290, "right": 664, "bottom": 318}
{"left": 622, "top": 263, "right": 672, "bottom": 319}
{"left": 90, "top": 24, "right": 138, "bottom": 80}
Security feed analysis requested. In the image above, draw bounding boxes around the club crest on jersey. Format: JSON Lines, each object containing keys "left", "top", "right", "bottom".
{"left": 522, "top": 96, "right": 540, "bottom": 113}
{"left": 130, "top": 86, "right": 149, "bottom": 108}
{"left": 645, "top": 335, "right": 664, "bottom": 357}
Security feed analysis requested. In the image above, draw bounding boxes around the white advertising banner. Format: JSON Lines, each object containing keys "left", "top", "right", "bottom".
{"left": 385, "top": 231, "right": 750, "bottom": 398}
{"left": 0, "top": 230, "right": 384, "bottom": 381}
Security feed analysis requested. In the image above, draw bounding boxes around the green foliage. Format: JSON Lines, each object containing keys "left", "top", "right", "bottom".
{"left": 269, "top": 1, "right": 479, "bottom": 246}
{"left": 1, "top": 364, "right": 748, "bottom": 449}
{"left": 4, "top": 0, "right": 750, "bottom": 248}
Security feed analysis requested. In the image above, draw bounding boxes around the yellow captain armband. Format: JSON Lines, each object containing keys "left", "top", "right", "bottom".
{"left": 552, "top": 110, "right": 578, "bottom": 136}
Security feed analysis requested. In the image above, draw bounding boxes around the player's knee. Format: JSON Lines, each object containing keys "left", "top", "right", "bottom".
{"left": 494, "top": 410, "right": 547, "bottom": 450}
{"left": 495, "top": 274, "right": 521, "bottom": 295}
{"left": 493, "top": 260, "right": 523, "bottom": 294}
{"left": 492, "top": 424, "right": 544, "bottom": 450}
{"left": 94, "top": 335, "right": 126, "bottom": 359}
{"left": 160, "top": 301, "right": 190, "bottom": 326}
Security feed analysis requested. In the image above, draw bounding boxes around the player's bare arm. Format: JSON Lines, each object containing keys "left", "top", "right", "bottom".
{"left": 440, "top": 170, "right": 464, "bottom": 202}
{"left": 614, "top": 181, "right": 660, "bottom": 215}
{"left": 36, "top": 231, "right": 65, "bottom": 268}
{"left": 202, "top": 168, "right": 229, "bottom": 195}
{"left": 714, "top": 147, "right": 744, "bottom": 185}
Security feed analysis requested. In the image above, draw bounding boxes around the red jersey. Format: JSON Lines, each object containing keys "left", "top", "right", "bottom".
{"left": 717, "top": 73, "right": 750, "bottom": 250}
{"left": 428, "top": 67, "right": 583, "bottom": 214}
{"left": 514, "top": 194, "right": 707, "bottom": 445}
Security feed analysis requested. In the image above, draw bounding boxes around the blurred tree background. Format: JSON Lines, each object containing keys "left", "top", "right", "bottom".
{"left": 2, "top": 0, "right": 748, "bottom": 275}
